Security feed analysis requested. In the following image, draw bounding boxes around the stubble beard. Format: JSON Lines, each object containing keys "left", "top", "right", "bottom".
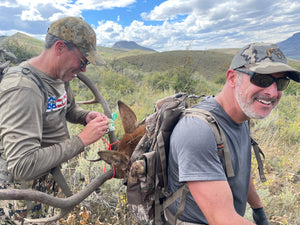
{"left": 235, "top": 75, "right": 269, "bottom": 120}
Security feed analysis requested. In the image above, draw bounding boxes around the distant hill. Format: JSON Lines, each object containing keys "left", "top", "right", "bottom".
{"left": 0, "top": 32, "right": 44, "bottom": 56}
{"left": 1, "top": 32, "right": 43, "bottom": 47}
{"left": 112, "top": 41, "right": 156, "bottom": 52}
{"left": 113, "top": 50, "right": 233, "bottom": 80}
{"left": 0, "top": 35, "right": 7, "bottom": 42}
{"left": 277, "top": 32, "right": 300, "bottom": 60}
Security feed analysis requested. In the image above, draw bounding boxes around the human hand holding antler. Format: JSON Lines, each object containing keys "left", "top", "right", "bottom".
{"left": 78, "top": 113, "right": 109, "bottom": 146}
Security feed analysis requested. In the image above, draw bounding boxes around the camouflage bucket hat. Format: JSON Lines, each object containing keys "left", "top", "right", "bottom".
{"left": 230, "top": 42, "right": 300, "bottom": 82}
{"left": 47, "top": 16, "right": 106, "bottom": 66}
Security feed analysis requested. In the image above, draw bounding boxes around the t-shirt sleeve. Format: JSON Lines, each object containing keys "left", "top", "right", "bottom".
{"left": 170, "top": 116, "right": 227, "bottom": 182}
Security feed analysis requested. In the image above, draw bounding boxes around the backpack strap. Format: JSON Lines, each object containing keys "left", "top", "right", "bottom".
{"left": 184, "top": 108, "right": 235, "bottom": 177}
{"left": 162, "top": 183, "right": 189, "bottom": 223}
{"left": 2, "top": 66, "right": 48, "bottom": 111}
{"left": 251, "top": 137, "right": 266, "bottom": 182}
{"left": 21, "top": 67, "right": 48, "bottom": 110}
{"left": 247, "top": 120, "right": 266, "bottom": 183}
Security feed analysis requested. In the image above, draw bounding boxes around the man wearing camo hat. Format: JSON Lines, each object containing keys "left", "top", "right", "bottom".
{"left": 166, "top": 43, "right": 300, "bottom": 225}
{"left": 0, "top": 16, "right": 109, "bottom": 224}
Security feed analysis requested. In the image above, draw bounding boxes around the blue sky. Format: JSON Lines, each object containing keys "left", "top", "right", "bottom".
{"left": 1, "top": 0, "right": 300, "bottom": 52}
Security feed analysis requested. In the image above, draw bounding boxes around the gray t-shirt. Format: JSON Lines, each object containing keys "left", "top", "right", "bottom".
{"left": 167, "top": 96, "right": 251, "bottom": 224}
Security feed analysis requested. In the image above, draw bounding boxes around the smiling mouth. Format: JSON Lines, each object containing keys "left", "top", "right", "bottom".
{"left": 255, "top": 97, "right": 276, "bottom": 105}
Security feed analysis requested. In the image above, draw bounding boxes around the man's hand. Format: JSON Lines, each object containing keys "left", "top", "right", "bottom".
{"left": 252, "top": 208, "right": 270, "bottom": 225}
{"left": 78, "top": 115, "right": 109, "bottom": 146}
{"left": 85, "top": 111, "right": 107, "bottom": 124}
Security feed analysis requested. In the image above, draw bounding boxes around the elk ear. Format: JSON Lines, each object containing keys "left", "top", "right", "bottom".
{"left": 98, "top": 151, "right": 129, "bottom": 171}
{"left": 118, "top": 100, "right": 138, "bottom": 133}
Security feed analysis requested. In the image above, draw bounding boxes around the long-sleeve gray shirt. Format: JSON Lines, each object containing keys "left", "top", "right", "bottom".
{"left": 0, "top": 62, "right": 88, "bottom": 181}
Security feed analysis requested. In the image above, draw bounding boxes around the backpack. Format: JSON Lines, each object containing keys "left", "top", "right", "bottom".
{"left": 126, "top": 93, "right": 266, "bottom": 225}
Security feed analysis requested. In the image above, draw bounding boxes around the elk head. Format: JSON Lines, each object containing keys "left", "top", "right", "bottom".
{"left": 95, "top": 101, "right": 146, "bottom": 178}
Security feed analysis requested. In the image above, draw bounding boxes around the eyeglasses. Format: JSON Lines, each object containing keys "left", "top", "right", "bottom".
{"left": 234, "top": 68, "right": 290, "bottom": 91}
{"left": 70, "top": 48, "right": 90, "bottom": 69}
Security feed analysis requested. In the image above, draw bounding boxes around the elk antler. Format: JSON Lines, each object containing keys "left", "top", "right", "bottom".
{"left": 0, "top": 170, "right": 114, "bottom": 224}
{"left": 76, "top": 72, "right": 118, "bottom": 146}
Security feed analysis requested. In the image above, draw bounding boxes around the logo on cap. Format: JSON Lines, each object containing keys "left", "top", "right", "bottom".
{"left": 266, "top": 48, "right": 285, "bottom": 60}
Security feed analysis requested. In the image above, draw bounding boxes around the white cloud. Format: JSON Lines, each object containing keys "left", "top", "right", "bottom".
{"left": 135, "top": 0, "right": 300, "bottom": 51}
{"left": 141, "top": 0, "right": 216, "bottom": 21}
{"left": 21, "top": 7, "right": 44, "bottom": 21}
{"left": 0, "top": 1, "right": 19, "bottom": 7}
{"left": 95, "top": 20, "right": 124, "bottom": 46}
{"left": 1, "top": 0, "right": 300, "bottom": 52}
{"left": 74, "top": 0, "right": 136, "bottom": 10}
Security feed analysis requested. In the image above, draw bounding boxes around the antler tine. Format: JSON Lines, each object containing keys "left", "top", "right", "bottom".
{"left": 0, "top": 170, "right": 114, "bottom": 223}
{"left": 76, "top": 72, "right": 118, "bottom": 146}
{"left": 76, "top": 72, "right": 110, "bottom": 116}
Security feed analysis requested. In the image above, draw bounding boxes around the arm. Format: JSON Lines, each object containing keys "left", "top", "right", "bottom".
{"left": 1, "top": 84, "right": 108, "bottom": 181}
{"left": 188, "top": 180, "right": 255, "bottom": 225}
{"left": 248, "top": 176, "right": 263, "bottom": 208}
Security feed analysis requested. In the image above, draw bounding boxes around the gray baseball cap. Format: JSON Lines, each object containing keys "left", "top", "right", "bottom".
{"left": 230, "top": 42, "right": 300, "bottom": 82}
{"left": 47, "top": 16, "right": 106, "bottom": 66}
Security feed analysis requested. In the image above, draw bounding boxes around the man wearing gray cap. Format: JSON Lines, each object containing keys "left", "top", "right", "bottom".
{"left": 0, "top": 16, "right": 108, "bottom": 223}
{"left": 166, "top": 43, "right": 300, "bottom": 225}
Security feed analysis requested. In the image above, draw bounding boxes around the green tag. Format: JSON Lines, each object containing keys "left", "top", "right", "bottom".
{"left": 112, "top": 112, "right": 117, "bottom": 121}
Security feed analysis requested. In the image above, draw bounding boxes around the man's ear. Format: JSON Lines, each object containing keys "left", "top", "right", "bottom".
{"left": 54, "top": 40, "right": 65, "bottom": 56}
{"left": 226, "top": 69, "right": 238, "bottom": 87}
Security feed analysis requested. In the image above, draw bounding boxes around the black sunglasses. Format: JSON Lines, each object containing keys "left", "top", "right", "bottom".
{"left": 70, "top": 48, "right": 90, "bottom": 69}
{"left": 63, "top": 40, "right": 90, "bottom": 69}
{"left": 234, "top": 68, "right": 290, "bottom": 91}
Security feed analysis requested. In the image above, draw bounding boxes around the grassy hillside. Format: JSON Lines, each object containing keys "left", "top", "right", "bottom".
{"left": 110, "top": 50, "right": 233, "bottom": 81}
{"left": 0, "top": 32, "right": 43, "bottom": 61}
{"left": 98, "top": 46, "right": 154, "bottom": 60}
{"left": 97, "top": 46, "right": 128, "bottom": 59}
{"left": 207, "top": 48, "right": 240, "bottom": 55}
{"left": 1, "top": 32, "right": 44, "bottom": 51}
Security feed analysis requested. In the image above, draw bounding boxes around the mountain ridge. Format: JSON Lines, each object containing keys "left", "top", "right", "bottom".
{"left": 112, "top": 40, "right": 156, "bottom": 52}
{"left": 277, "top": 32, "right": 300, "bottom": 60}
{"left": 0, "top": 32, "right": 299, "bottom": 64}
